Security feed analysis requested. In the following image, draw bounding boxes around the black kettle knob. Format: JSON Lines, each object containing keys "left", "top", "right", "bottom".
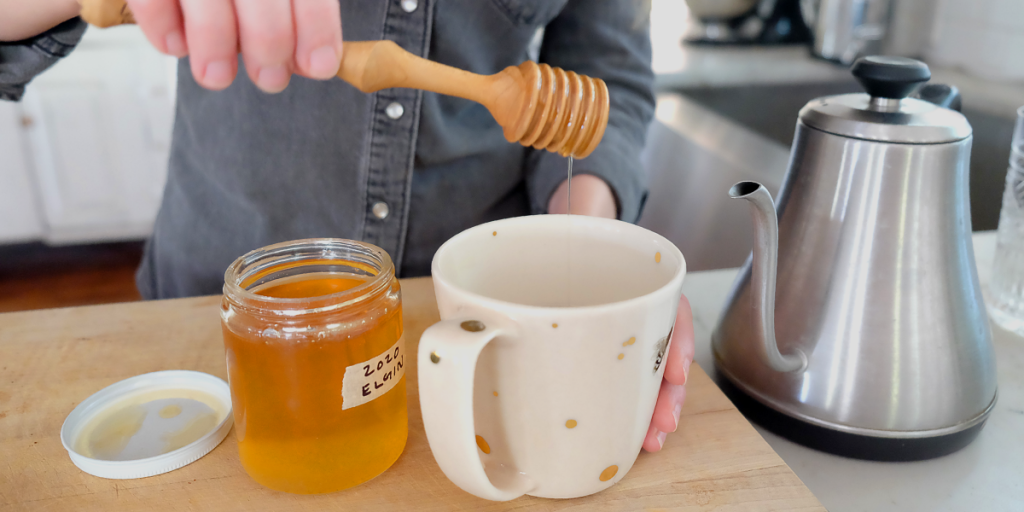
{"left": 851, "top": 56, "right": 931, "bottom": 99}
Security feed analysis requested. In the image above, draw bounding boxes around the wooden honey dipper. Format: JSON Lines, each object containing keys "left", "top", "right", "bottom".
{"left": 79, "top": 0, "right": 609, "bottom": 159}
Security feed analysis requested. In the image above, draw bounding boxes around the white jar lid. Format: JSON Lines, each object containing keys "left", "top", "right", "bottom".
{"left": 60, "top": 370, "right": 233, "bottom": 479}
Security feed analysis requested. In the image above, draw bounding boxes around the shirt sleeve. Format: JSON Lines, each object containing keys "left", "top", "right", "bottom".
{"left": 0, "top": 17, "right": 87, "bottom": 102}
{"left": 525, "top": 0, "right": 655, "bottom": 223}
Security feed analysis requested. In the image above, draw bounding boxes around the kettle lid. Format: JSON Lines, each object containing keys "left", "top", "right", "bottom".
{"left": 799, "top": 56, "right": 972, "bottom": 144}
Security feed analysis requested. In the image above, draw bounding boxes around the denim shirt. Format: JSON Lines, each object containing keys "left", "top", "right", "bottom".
{"left": 0, "top": 18, "right": 87, "bottom": 101}
{"left": 0, "top": 0, "right": 654, "bottom": 299}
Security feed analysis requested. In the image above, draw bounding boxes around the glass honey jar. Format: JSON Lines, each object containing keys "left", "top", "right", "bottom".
{"left": 221, "top": 239, "right": 407, "bottom": 494}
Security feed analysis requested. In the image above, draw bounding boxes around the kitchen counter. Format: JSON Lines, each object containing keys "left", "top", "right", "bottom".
{"left": 684, "top": 231, "right": 1024, "bottom": 512}
{"left": 653, "top": 44, "right": 1024, "bottom": 119}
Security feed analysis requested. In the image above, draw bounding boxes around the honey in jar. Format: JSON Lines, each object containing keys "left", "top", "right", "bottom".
{"left": 221, "top": 239, "right": 407, "bottom": 494}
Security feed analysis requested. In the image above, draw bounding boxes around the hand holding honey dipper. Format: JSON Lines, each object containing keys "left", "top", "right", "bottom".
{"left": 78, "top": 0, "right": 609, "bottom": 159}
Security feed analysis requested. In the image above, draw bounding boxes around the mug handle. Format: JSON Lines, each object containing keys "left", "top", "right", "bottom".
{"left": 418, "top": 316, "right": 534, "bottom": 501}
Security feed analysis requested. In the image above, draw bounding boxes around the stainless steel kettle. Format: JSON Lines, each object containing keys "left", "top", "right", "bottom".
{"left": 713, "top": 56, "right": 998, "bottom": 461}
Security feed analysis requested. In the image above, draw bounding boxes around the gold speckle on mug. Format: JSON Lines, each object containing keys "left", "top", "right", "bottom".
{"left": 430, "top": 352, "right": 441, "bottom": 364}
{"left": 617, "top": 353, "right": 625, "bottom": 360}
{"left": 552, "top": 323, "right": 559, "bottom": 329}
{"left": 493, "top": 231, "right": 497, "bottom": 236}
{"left": 461, "top": 320, "right": 486, "bottom": 332}
{"left": 600, "top": 465, "right": 619, "bottom": 482}
{"left": 493, "top": 391, "right": 499, "bottom": 397}
{"left": 566, "top": 419, "right": 577, "bottom": 429}
{"left": 623, "top": 337, "right": 636, "bottom": 347}
{"left": 476, "top": 435, "right": 491, "bottom": 455}
{"left": 655, "top": 252, "right": 662, "bottom": 263}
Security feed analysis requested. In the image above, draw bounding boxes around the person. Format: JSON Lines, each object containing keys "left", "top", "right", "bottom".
{"left": 1, "top": 0, "right": 694, "bottom": 453}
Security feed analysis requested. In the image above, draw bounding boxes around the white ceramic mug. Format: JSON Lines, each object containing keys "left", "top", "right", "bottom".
{"left": 418, "top": 215, "right": 686, "bottom": 501}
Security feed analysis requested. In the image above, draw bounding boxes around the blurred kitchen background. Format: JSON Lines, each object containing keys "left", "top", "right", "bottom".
{"left": 2, "top": 0, "right": 1023, "bottom": 311}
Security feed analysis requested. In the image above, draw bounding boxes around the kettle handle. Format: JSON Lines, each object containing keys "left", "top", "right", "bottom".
{"left": 914, "top": 84, "right": 963, "bottom": 112}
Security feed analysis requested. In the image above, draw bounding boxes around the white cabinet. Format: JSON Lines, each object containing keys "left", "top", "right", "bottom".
{"left": 0, "top": 102, "right": 45, "bottom": 243}
{"left": 3, "top": 25, "right": 175, "bottom": 245}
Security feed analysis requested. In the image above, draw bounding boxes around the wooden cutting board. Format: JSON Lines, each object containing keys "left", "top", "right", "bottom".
{"left": 0, "top": 277, "right": 823, "bottom": 511}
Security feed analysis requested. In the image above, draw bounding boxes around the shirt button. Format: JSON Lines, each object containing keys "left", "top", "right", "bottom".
{"left": 372, "top": 201, "right": 390, "bottom": 220}
{"left": 385, "top": 102, "right": 404, "bottom": 120}
{"left": 400, "top": 0, "right": 418, "bottom": 13}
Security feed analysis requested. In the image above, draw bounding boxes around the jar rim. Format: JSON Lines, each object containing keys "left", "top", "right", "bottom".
{"left": 222, "top": 238, "right": 395, "bottom": 314}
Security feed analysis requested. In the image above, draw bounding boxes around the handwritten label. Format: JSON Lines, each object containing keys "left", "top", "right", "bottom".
{"left": 341, "top": 336, "right": 405, "bottom": 410}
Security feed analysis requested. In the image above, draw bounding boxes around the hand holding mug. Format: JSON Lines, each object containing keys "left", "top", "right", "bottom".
{"left": 418, "top": 215, "right": 687, "bottom": 500}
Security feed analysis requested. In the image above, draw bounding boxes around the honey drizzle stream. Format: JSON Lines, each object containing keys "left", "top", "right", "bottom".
{"left": 567, "top": 156, "right": 573, "bottom": 215}
{"left": 566, "top": 156, "right": 573, "bottom": 307}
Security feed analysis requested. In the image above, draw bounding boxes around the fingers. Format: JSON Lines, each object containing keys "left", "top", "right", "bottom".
{"left": 651, "top": 379, "right": 686, "bottom": 433}
{"left": 663, "top": 294, "right": 695, "bottom": 386}
{"left": 179, "top": 0, "right": 238, "bottom": 90}
{"left": 127, "top": 0, "right": 188, "bottom": 57}
{"left": 643, "top": 295, "right": 696, "bottom": 454}
{"left": 234, "top": 0, "right": 296, "bottom": 93}
{"left": 643, "top": 380, "right": 687, "bottom": 453}
{"left": 642, "top": 424, "right": 666, "bottom": 452}
{"left": 292, "top": 0, "right": 344, "bottom": 79}
{"left": 135, "top": 0, "right": 343, "bottom": 92}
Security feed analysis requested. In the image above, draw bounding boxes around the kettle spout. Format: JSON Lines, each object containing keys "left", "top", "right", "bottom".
{"left": 730, "top": 182, "right": 807, "bottom": 373}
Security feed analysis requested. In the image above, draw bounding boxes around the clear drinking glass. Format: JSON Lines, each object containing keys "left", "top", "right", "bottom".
{"left": 987, "top": 106, "right": 1024, "bottom": 336}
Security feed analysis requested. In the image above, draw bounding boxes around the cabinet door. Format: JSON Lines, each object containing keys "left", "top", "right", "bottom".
{"left": 0, "top": 102, "right": 45, "bottom": 243}
{"left": 20, "top": 27, "right": 175, "bottom": 244}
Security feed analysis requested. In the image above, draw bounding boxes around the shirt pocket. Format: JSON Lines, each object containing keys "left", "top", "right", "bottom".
{"left": 490, "top": 0, "right": 567, "bottom": 26}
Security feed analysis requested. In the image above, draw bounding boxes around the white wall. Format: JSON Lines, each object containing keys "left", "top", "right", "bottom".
{"left": 929, "top": 0, "right": 1024, "bottom": 82}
